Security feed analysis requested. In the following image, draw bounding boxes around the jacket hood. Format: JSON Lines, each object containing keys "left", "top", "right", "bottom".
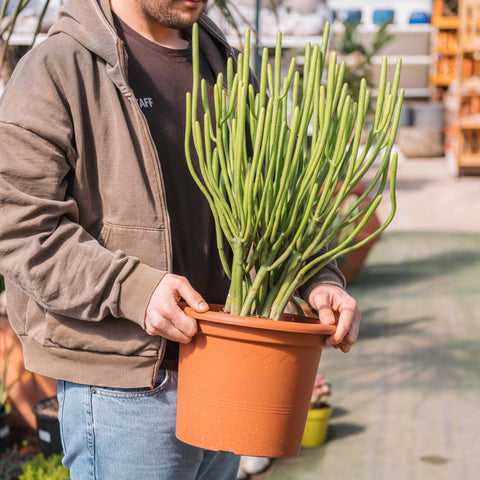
{"left": 49, "top": 0, "right": 119, "bottom": 67}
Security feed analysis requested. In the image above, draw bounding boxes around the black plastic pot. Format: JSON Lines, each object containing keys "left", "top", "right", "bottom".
{"left": 0, "top": 407, "right": 10, "bottom": 452}
{"left": 32, "top": 396, "right": 63, "bottom": 457}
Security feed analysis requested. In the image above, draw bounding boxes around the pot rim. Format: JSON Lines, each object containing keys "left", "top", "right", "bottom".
{"left": 184, "top": 304, "right": 336, "bottom": 335}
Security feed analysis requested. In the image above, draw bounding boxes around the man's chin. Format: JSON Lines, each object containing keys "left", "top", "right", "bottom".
{"left": 170, "top": 7, "right": 205, "bottom": 29}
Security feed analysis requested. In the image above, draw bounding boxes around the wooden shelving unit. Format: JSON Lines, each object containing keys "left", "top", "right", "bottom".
{"left": 456, "top": 0, "right": 480, "bottom": 173}
{"left": 430, "top": 0, "right": 460, "bottom": 88}
{"left": 432, "top": 15, "right": 461, "bottom": 30}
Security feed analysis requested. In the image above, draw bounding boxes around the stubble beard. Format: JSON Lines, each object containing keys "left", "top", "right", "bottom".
{"left": 139, "top": 0, "right": 207, "bottom": 30}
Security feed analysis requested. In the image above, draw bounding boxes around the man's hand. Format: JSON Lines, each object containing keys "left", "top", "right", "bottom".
{"left": 309, "top": 284, "right": 361, "bottom": 353}
{"left": 144, "top": 274, "right": 208, "bottom": 343}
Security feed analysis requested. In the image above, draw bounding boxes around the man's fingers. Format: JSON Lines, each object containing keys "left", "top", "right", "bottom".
{"left": 343, "top": 309, "right": 361, "bottom": 346}
{"left": 317, "top": 302, "right": 337, "bottom": 325}
{"left": 145, "top": 303, "right": 197, "bottom": 343}
{"left": 310, "top": 291, "right": 336, "bottom": 325}
{"left": 175, "top": 278, "right": 208, "bottom": 313}
{"left": 329, "top": 308, "right": 361, "bottom": 351}
{"left": 169, "top": 303, "right": 198, "bottom": 338}
{"left": 145, "top": 274, "right": 205, "bottom": 343}
{"left": 325, "top": 306, "right": 356, "bottom": 346}
{"left": 308, "top": 283, "right": 361, "bottom": 354}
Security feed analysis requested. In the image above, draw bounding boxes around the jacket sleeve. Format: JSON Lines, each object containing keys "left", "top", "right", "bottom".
{"left": 0, "top": 54, "right": 164, "bottom": 328}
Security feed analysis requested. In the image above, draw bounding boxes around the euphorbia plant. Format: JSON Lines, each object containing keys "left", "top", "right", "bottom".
{"left": 185, "top": 23, "right": 403, "bottom": 320}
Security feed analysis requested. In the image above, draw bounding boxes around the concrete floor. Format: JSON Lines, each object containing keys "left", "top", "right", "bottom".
{"left": 253, "top": 156, "right": 480, "bottom": 480}
{"left": 374, "top": 156, "right": 480, "bottom": 233}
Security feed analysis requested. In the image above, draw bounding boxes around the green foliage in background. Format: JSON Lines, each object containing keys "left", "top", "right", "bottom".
{"left": 0, "top": 0, "right": 54, "bottom": 65}
{"left": 0, "top": 444, "right": 36, "bottom": 480}
{"left": 332, "top": 22, "right": 394, "bottom": 112}
{"left": 19, "top": 453, "right": 69, "bottom": 480}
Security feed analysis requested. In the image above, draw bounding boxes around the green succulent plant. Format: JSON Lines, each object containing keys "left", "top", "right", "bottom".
{"left": 185, "top": 22, "right": 403, "bottom": 319}
{"left": 19, "top": 453, "right": 69, "bottom": 480}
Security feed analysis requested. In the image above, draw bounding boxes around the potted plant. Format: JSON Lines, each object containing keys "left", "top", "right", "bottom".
{"left": 176, "top": 22, "right": 403, "bottom": 457}
{"left": 301, "top": 373, "right": 332, "bottom": 447}
{"left": 19, "top": 452, "right": 69, "bottom": 480}
{"left": 31, "top": 397, "right": 62, "bottom": 458}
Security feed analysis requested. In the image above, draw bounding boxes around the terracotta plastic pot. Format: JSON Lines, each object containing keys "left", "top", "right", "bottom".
{"left": 301, "top": 405, "right": 331, "bottom": 447}
{"left": 176, "top": 305, "right": 335, "bottom": 457}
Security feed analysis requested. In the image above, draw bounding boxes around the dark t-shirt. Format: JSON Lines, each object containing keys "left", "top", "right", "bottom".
{"left": 113, "top": 16, "right": 231, "bottom": 365}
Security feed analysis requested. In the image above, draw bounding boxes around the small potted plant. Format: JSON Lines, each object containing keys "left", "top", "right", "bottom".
{"left": 301, "top": 373, "right": 332, "bottom": 447}
{"left": 31, "top": 397, "right": 62, "bottom": 458}
{"left": 176, "top": 22, "right": 403, "bottom": 457}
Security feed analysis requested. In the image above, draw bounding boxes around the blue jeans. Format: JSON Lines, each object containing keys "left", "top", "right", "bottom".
{"left": 57, "top": 370, "right": 240, "bottom": 480}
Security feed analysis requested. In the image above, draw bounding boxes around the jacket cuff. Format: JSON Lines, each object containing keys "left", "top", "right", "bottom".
{"left": 299, "top": 264, "right": 346, "bottom": 308}
{"left": 117, "top": 263, "right": 167, "bottom": 329}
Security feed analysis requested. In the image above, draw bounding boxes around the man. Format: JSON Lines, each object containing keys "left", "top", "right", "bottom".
{"left": 0, "top": 0, "right": 360, "bottom": 478}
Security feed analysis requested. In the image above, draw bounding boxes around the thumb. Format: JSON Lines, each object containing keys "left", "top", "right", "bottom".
{"left": 176, "top": 279, "right": 209, "bottom": 313}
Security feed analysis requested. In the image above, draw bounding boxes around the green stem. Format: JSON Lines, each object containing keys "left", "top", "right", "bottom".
{"left": 185, "top": 22, "right": 403, "bottom": 320}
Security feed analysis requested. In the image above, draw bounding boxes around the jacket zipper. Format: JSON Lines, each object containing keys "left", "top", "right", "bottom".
{"left": 93, "top": 0, "right": 174, "bottom": 271}
{"left": 92, "top": 0, "right": 170, "bottom": 383}
{"left": 115, "top": 43, "right": 171, "bottom": 386}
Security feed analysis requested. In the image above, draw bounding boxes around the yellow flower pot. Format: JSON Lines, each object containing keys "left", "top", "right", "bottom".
{"left": 301, "top": 405, "right": 331, "bottom": 447}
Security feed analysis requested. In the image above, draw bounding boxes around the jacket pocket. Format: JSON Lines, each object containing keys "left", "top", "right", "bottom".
{"left": 99, "top": 222, "right": 169, "bottom": 271}
{"left": 25, "top": 299, "right": 161, "bottom": 356}
{"left": 22, "top": 223, "right": 168, "bottom": 355}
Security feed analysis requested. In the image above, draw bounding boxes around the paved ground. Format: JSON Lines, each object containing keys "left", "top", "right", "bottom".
{"left": 253, "top": 156, "right": 480, "bottom": 480}
{"left": 370, "top": 155, "right": 480, "bottom": 232}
